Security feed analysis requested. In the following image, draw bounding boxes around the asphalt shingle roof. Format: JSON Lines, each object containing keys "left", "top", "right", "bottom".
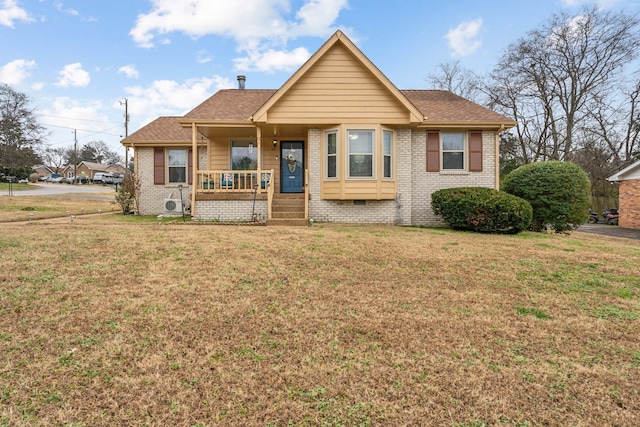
{"left": 122, "top": 116, "right": 192, "bottom": 143}
{"left": 182, "top": 89, "right": 276, "bottom": 121}
{"left": 122, "top": 90, "right": 514, "bottom": 143}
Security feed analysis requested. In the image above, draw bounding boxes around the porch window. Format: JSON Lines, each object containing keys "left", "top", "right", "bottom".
{"left": 325, "top": 130, "right": 338, "bottom": 179}
{"left": 383, "top": 130, "right": 393, "bottom": 179}
{"left": 168, "top": 149, "right": 187, "bottom": 183}
{"left": 231, "top": 140, "right": 258, "bottom": 170}
{"left": 348, "top": 129, "right": 374, "bottom": 178}
{"left": 442, "top": 133, "right": 465, "bottom": 170}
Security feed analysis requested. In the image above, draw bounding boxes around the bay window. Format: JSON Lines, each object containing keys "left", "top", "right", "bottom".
{"left": 325, "top": 130, "right": 338, "bottom": 179}
{"left": 383, "top": 130, "right": 392, "bottom": 179}
{"left": 348, "top": 129, "right": 374, "bottom": 178}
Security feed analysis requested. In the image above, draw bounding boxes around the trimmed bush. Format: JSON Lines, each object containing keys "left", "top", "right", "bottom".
{"left": 431, "top": 187, "right": 533, "bottom": 234}
{"left": 502, "top": 161, "right": 591, "bottom": 233}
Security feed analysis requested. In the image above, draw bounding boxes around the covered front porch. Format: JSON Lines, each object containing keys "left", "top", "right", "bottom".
{"left": 184, "top": 121, "right": 310, "bottom": 223}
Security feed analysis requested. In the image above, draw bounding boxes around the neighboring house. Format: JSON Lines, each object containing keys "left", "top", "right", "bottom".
{"left": 76, "top": 161, "right": 108, "bottom": 180}
{"left": 32, "top": 164, "right": 53, "bottom": 178}
{"left": 61, "top": 162, "right": 127, "bottom": 181}
{"left": 608, "top": 159, "right": 640, "bottom": 229}
{"left": 122, "top": 31, "right": 516, "bottom": 225}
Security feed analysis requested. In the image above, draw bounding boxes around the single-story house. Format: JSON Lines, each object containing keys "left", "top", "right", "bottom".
{"left": 122, "top": 30, "right": 515, "bottom": 226}
{"left": 61, "top": 162, "right": 127, "bottom": 181}
{"left": 608, "top": 159, "right": 640, "bottom": 229}
{"left": 32, "top": 164, "right": 53, "bottom": 178}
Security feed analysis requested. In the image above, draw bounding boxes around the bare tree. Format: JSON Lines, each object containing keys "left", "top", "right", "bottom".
{"left": 427, "top": 60, "right": 483, "bottom": 103}
{"left": 40, "top": 147, "right": 67, "bottom": 174}
{"left": 488, "top": 7, "right": 640, "bottom": 162}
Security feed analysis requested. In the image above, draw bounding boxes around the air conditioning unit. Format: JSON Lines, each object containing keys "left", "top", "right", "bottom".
{"left": 164, "top": 198, "right": 183, "bottom": 215}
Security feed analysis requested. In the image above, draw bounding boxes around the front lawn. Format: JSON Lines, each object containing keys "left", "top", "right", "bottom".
{"left": 0, "top": 218, "right": 638, "bottom": 426}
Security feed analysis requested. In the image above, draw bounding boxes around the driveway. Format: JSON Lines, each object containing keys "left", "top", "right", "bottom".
{"left": 576, "top": 223, "right": 640, "bottom": 241}
{"left": 1, "top": 183, "right": 116, "bottom": 199}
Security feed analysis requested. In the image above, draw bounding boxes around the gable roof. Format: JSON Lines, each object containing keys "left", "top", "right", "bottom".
{"left": 78, "top": 161, "right": 108, "bottom": 171}
{"left": 122, "top": 116, "right": 192, "bottom": 146}
{"left": 608, "top": 159, "right": 640, "bottom": 182}
{"left": 251, "top": 30, "right": 424, "bottom": 124}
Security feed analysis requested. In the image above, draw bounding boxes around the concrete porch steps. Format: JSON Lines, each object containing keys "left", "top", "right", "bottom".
{"left": 268, "top": 193, "right": 307, "bottom": 226}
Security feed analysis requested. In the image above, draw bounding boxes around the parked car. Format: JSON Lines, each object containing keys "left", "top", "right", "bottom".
{"left": 65, "top": 176, "right": 89, "bottom": 184}
{"left": 51, "top": 176, "right": 65, "bottom": 183}
{"left": 93, "top": 172, "right": 112, "bottom": 184}
{"left": 18, "top": 178, "right": 29, "bottom": 184}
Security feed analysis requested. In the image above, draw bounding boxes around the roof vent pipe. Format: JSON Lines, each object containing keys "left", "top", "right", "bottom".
{"left": 237, "top": 75, "right": 246, "bottom": 90}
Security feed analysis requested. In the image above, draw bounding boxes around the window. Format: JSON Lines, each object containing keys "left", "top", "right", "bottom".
{"left": 442, "top": 133, "right": 465, "bottom": 170}
{"left": 325, "top": 130, "right": 338, "bottom": 179}
{"left": 348, "top": 129, "right": 374, "bottom": 178}
{"left": 168, "top": 149, "right": 187, "bottom": 183}
{"left": 231, "top": 141, "right": 257, "bottom": 170}
{"left": 383, "top": 130, "right": 393, "bottom": 179}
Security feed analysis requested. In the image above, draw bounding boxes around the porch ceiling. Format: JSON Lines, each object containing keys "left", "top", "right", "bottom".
{"left": 196, "top": 124, "right": 313, "bottom": 141}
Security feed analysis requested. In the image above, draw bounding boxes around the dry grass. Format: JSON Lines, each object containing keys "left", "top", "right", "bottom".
{"left": 0, "top": 215, "right": 639, "bottom": 426}
{"left": 0, "top": 195, "right": 118, "bottom": 222}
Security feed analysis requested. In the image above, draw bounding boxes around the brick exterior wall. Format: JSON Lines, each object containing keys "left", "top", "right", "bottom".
{"left": 411, "top": 130, "right": 497, "bottom": 226}
{"left": 618, "top": 179, "right": 640, "bottom": 229}
{"left": 136, "top": 147, "right": 194, "bottom": 216}
{"left": 192, "top": 200, "right": 268, "bottom": 222}
{"left": 137, "top": 131, "right": 498, "bottom": 226}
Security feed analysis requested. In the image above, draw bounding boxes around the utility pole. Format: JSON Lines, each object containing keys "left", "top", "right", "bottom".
{"left": 73, "top": 129, "right": 78, "bottom": 184}
{"left": 120, "top": 98, "right": 129, "bottom": 171}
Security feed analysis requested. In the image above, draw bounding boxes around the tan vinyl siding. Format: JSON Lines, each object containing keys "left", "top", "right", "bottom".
{"left": 208, "top": 140, "right": 229, "bottom": 170}
{"left": 267, "top": 44, "right": 409, "bottom": 124}
{"left": 321, "top": 180, "right": 396, "bottom": 200}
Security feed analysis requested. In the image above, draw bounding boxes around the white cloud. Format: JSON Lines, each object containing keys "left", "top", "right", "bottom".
{"left": 118, "top": 64, "right": 139, "bottom": 79}
{"left": 290, "top": 0, "right": 348, "bottom": 37}
{"left": 0, "top": 58, "right": 35, "bottom": 85}
{"left": 53, "top": 1, "right": 78, "bottom": 16}
{"left": 234, "top": 46, "right": 310, "bottom": 73}
{"left": 122, "top": 75, "right": 235, "bottom": 127}
{"left": 129, "top": 0, "right": 349, "bottom": 72}
{"left": 31, "top": 82, "right": 43, "bottom": 91}
{"left": 55, "top": 63, "right": 90, "bottom": 87}
{"left": 445, "top": 18, "right": 483, "bottom": 58}
{"left": 0, "top": 0, "right": 33, "bottom": 27}
{"left": 196, "top": 50, "right": 212, "bottom": 64}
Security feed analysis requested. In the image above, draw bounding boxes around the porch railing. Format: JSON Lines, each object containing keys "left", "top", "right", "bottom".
{"left": 196, "top": 170, "right": 273, "bottom": 193}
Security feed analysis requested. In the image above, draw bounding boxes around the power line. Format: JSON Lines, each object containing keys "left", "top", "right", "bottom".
{"left": 36, "top": 113, "right": 115, "bottom": 124}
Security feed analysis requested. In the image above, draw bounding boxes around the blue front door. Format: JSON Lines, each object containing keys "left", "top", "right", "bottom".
{"left": 281, "top": 141, "right": 304, "bottom": 193}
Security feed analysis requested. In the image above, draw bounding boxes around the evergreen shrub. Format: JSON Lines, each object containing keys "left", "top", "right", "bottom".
{"left": 431, "top": 187, "right": 532, "bottom": 234}
{"left": 502, "top": 161, "right": 591, "bottom": 232}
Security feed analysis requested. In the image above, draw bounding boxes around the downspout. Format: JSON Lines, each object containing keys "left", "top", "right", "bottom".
{"left": 495, "top": 124, "right": 505, "bottom": 190}
{"left": 191, "top": 123, "right": 197, "bottom": 217}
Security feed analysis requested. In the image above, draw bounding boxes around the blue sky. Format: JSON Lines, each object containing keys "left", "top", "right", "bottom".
{"left": 0, "top": 0, "right": 635, "bottom": 158}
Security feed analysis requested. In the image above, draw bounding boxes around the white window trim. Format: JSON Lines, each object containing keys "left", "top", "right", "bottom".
{"left": 167, "top": 148, "right": 188, "bottom": 184}
{"left": 346, "top": 128, "right": 376, "bottom": 180}
{"left": 324, "top": 129, "right": 339, "bottom": 180}
{"left": 441, "top": 132, "right": 468, "bottom": 172}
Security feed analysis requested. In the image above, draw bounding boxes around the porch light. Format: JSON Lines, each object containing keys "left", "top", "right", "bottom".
{"left": 272, "top": 139, "right": 277, "bottom": 149}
